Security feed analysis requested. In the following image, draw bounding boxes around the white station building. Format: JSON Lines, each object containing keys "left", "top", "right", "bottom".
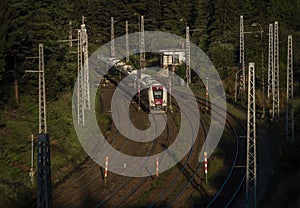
{"left": 158, "top": 48, "right": 186, "bottom": 76}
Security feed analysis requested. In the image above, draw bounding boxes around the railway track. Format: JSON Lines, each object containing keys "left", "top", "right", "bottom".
{"left": 196, "top": 96, "right": 246, "bottom": 208}
{"left": 59, "top": 89, "right": 202, "bottom": 207}
{"left": 94, "top": 114, "right": 171, "bottom": 208}
{"left": 53, "top": 82, "right": 173, "bottom": 207}
{"left": 144, "top": 94, "right": 246, "bottom": 208}
{"left": 102, "top": 97, "right": 207, "bottom": 208}
{"left": 53, "top": 76, "right": 246, "bottom": 207}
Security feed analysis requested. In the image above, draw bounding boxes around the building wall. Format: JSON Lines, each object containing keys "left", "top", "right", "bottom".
{"left": 161, "top": 51, "right": 185, "bottom": 69}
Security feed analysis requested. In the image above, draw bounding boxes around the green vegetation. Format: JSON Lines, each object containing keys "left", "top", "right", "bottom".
{"left": 0, "top": 92, "right": 87, "bottom": 207}
{"left": 0, "top": 0, "right": 299, "bottom": 207}
{"left": 133, "top": 168, "right": 172, "bottom": 207}
{"left": 95, "top": 89, "right": 112, "bottom": 136}
{"left": 259, "top": 117, "right": 300, "bottom": 208}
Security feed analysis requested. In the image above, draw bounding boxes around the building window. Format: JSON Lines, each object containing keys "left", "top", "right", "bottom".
{"left": 173, "top": 54, "right": 179, "bottom": 64}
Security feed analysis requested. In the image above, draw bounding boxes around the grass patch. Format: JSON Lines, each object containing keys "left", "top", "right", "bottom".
{"left": 133, "top": 167, "right": 174, "bottom": 207}
{"left": 0, "top": 91, "right": 87, "bottom": 207}
{"left": 262, "top": 169, "right": 300, "bottom": 208}
{"left": 259, "top": 116, "right": 300, "bottom": 208}
{"left": 184, "top": 191, "right": 210, "bottom": 208}
{"left": 95, "top": 88, "right": 111, "bottom": 136}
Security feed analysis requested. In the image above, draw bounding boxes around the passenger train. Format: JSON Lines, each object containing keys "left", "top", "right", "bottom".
{"left": 140, "top": 75, "right": 168, "bottom": 112}
{"left": 100, "top": 56, "right": 168, "bottom": 113}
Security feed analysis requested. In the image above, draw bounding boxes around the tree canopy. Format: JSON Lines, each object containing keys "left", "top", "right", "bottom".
{"left": 0, "top": 0, "right": 299, "bottom": 108}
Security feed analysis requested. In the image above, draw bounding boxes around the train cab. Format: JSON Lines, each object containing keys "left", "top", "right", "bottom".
{"left": 148, "top": 84, "right": 167, "bottom": 111}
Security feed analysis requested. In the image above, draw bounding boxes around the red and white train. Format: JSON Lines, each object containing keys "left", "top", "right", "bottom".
{"left": 148, "top": 83, "right": 168, "bottom": 111}
{"left": 100, "top": 56, "right": 168, "bottom": 113}
{"left": 137, "top": 73, "right": 167, "bottom": 113}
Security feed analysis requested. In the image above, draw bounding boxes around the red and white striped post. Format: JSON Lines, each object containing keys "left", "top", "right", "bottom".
{"left": 105, "top": 156, "right": 108, "bottom": 186}
{"left": 156, "top": 156, "right": 159, "bottom": 177}
{"left": 204, "top": 152, "right": 208, "bottom": 183}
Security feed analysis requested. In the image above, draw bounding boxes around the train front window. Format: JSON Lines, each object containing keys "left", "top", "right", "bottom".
{"left": 153, "top": 90, "right": 163, "bottom": 99}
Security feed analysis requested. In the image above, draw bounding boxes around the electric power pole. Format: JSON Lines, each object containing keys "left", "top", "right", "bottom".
{"left": 38, "top": 44, "right": 51, "bottom": 208}
{"left": 37, "top": 45, "right": 52, "bottom": 208}
{"left": 77, "top": 30, "right": 84, "bottom": 126}
{"left": 30, "top": 133, "right": 34, "bottom": 183}
{"left": 26, "top": 44, "right": 52, "bottom": 208}
{"left": 140, "top": 15, "right": 145, "bottom": 69}
{"left": 69, "top": 21, "right": 73, "bottom": 48}
{"left": 38, "top": 44, "right": 47, "bottom": 134}
{"left": 286, "top": 35, "right": 294, "bottom": 142}
{"left": 273, "top": 21, "right": 280, "bottom": 119}
{"left": 246, "top": 62, "right": 257, "bottom": 208}
{"left": 81, "top": 16, "right": 90, "bottom": 111}
{"left": 126, "top": 20, "right": 129, "bottom": 63}
{"left": 111, "top": 17, "right": 115, "bottom": 57}
{"left": 186, "top": 26, "right": 191, "bottom": 87}
{"left": 137, "top": 15, "right": 145, "bottom": 111}
{"left": 77, "top": 16, "right": 90, "bottom": 126}
{"left": 77, "top": 29, "right": 84, "bottom": 126}
{"left": 240, "top": 16, "right": 245, "bottom": 93}
{"left": 57, "top": 21, "right": 78, "bottom": 54}
{"left": 267, "top": 24, "right": 273, "bottom": 100}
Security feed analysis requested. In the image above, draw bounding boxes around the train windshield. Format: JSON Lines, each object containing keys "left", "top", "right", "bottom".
{"left": 153, "top": 90, "right": 163, "bottom": 99}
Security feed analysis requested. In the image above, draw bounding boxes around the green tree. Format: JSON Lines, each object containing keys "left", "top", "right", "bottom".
{"left": 4, "top": 0, "right": 73, "bottom": 101}
{"left": 1, "top": 0, "right": 33, "bottom": 108}
{"left": 0, "top": 0, "right": 9, "bottom": 108}
{"left": 208, "top": 40, "right": 235, "bottom": 79}
{"left": 193, "top": 0, "right": 211, "bottom": 51}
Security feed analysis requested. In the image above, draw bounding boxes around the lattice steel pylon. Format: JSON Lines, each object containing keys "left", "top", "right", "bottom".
{"left": 111, "top": 17, "right": 115, "bottom": 57}
{"left": 273, "top": 21, "right": 280, "bottom": 119}
{"left": 286, "top": 35, "right": 294, "bottom": 142}
{"left": 240, "top": 15, "right": 245, "bottom": 92}
{"left": 81, "top": 17, "right": 90, "bottom": 111}
{"left": 267, "top": 24, "right": 273, "bottom": 99}
{"left": 69, "top": 21, "right": 73, "bottom": 48}
{"left": 36, "top": 44, "right": 52, "bottom": 208}
{"left": 76, "top": 16, "right": 90, "bottom": 125}
{"left": 125, "top": 20, "right": 129, "bottom": 63}
{"left": 25, "top": 44, "right": 51, "bottom": 208}
{"left": 140, "top": 15, "right": 145, "bottom": 69}
{"left": 186, "top": 26, "right": 191, "bottom": 86}
{"left": 38, "top": 44, "right": 47, "bottom": 134}
{"left": 246, "top": 62, "right": 257, "bottom": 208}
{"left": 77, "top": 29, "right": 84, "bottom": 126}
{"left": 137, "top": 16, "right": 145, "bottom": 111}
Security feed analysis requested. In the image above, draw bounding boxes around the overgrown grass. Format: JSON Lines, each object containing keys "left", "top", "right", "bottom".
{"left": 0, "top": 91, "right": 87, "bottom": 207}
{"left": 95, "top": 88, "right": 111, "bottom": 136}
{"left": 132, "top": 166, "right": 175, "bottom": 207}
{"left": 262, "top": 169, "right": 300, "bottom": 208}
{"left": 259, "top": 114, "right": 300, "bottom": 208}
